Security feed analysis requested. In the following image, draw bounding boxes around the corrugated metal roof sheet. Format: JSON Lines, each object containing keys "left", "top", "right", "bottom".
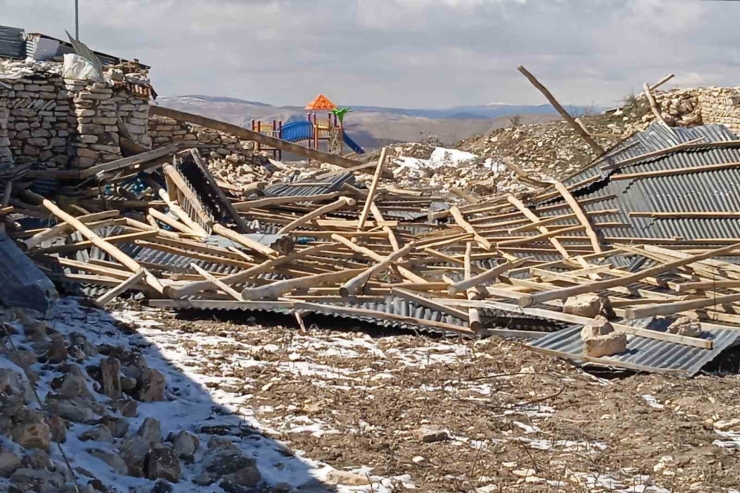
{"left": 264, "top": 172, "right": 354, "bottom": 198}
{"left": 528, "top": 318, "right": 740, "bottom": 376}
{"left": 0, "top": 25, "right": 24, "bottom": 59}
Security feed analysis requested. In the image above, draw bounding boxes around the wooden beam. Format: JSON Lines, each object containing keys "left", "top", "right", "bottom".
{"left": 241, "top": 268, "right": 366, "bottom": 300}
{"left": 630, "top": 211, "right": 740, "bottom": 219}
{"left": 449, "top": 206, "right": 492, "bottom": 250}
{"left": 331, "top": 233, "right": 426, "bottom": 284}
{"left": 79, "top": 143, "right": 182, "bottom": 179}
{"left": 190, "top": 263, "right": 243, "bottom": 301}
{"left": 149, "top": 105, "right": 386, "bottom": 177}
{"left": 29, "top": 191, "right": 164, "bottom": 294}
{"left": 519, "top": 242, "right": 740, "bottom": 307}
{"left": 507, "top": 195, "right": 569, "bottom": 258}
{"left": 464, "top": 242, "right": 482, "bottom": 332}
{"left": 148, "top": 208, "right": 196, "bottom": 235}
{"left": 233, "top": 192, "right": 344, "bottom": 212}
{"left": 95, "top": 270, "right": 147, "bottom": 307}
{"left": 339, "top": 242, "right": 415, "bottom": 296}
{"left": 613, "top": 160, "right": 740, "bottom": 181}
{"left": 518, "top": 65, "right": 604, "bottom": 156}
{"left": 357, "top": 147, "right": 388, "bottom": 231}
{"left": 626, "top": 292, "right": 740, "bottom": 320}
{"left": 553, "top": 181, "right": 602, "bottom": 253}
{"left": 448, "top": 257, "right": 528, "bottom": 295}
{"left": 496, "top": 224, "right": 584, "bottom": 247}
{"left": 643, "top": 82, "right": 667, "bottom": 126}
{"left": 278, "top": 196, "right": 356, "bottom": 234}
{"left": 24, "top": 210, "right": 120, "bottom": 250}
{"left": 210, "top": 223, "right": 285, "bottom": 258}
{"left": 650, "top": 73, "right": 674, "bottom": 91}
{"left": 443, "top": 300, "right": 712, "bottom": 349}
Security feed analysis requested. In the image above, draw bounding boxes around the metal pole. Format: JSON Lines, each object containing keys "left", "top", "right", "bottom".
{"left": 75, "top": 0, "right": 79, "bottom": 39}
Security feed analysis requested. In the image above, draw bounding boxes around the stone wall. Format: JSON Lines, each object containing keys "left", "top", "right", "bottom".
{"left": 148, "top": 115, "right": 255, "bottom": 158}
{"left": 0, "top": 58, "right": 153, "bottom": 170}
{"left": 3, "top": 73, "right": 71, "bottom": 167}
{"left": 698, "top": 87, "right": 740, "bottom": 136}
{"left": 0, "top": 89, "right": 12, "bottom": 169}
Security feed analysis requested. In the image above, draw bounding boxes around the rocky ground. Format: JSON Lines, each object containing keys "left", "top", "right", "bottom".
{"left": 3, "top": 296, "right": 737, "bottom": 492}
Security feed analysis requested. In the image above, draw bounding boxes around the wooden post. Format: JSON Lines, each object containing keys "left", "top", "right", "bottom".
{"left": 357, "top": 147, "right": 388, "bottom": 231}
{"left": 643, "top": 82, "right": 667, "bottom": 126}
{"left": 464, "top": 242, "right": 482, "bottom": 332}
{"left": 518, "top": 66, "right": 605, "bottom": 156}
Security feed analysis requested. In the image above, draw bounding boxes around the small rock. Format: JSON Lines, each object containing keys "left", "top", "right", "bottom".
{"left": 47, "top": 333, "right": 68, "bottom": 363}
{"left": 10, "top": 468, "right": 66, "bottom": 490}
{"left": 46, "top": 398, "right": 95, "bottom": 424}
{"left": 46, "top": 415, "right": 67, "bottom": 443}
{"left": 100, "top": 357, "right": 122, "bottom": 399}
{"left": 564, "top": 294, "right": 603, "bottom": 318}
{"left": 99, "top": 416, "right": 129, "bottom": 438}
{"left": 89, "top": 449, "right": 128, "bottom": 475}
{"left": 22, "top": 449, "right": 51, "bottom": 470}
{"left": 151, "top": 479, "right": 174, "bottom": 493}
{"left": 668, "top": 316, "right": 702, "bottom": 337}
{"left": 414, "top": 425, "right": 450, "bottom": 443}
{"left": 137, "top": 369, "right": 165, "bottom": 402}
{"left": 114, "top": 399, "right": 138, "bottom": 417}
{"left": 0, "top": 368, "right": 33, "bottom": 405}
{"left": 9, "top": 350, "right": 37, "bottom": 371}
{"left": 145, "top": 446, "right": 181, "bottom": 483}
{"left": 121, "top": 377, "right": 137, "bottom": 391}
{"left": 120, "top": 436, "right": 150, "bottom": 477}
{"left": 0, "top": 448, "right": 21, "bottom": 477}
{"left": 273, "top": 483, "right": 294, "bottom": 493}
{"left": 193, "top": 470, "right": 212, "bottom": 486}
{"left": 59, "top": 371, "right": 90, "bottom": 399}
{"left": 80, "top": 425, "right": 114, "bottom": 443}
{"left": 11, "top": 419, "right": 51, "bottom": 451}
{"left": 583, "top": 330, "right": 627, "bottom": 358}
{"left": 171, "top": 430, "right": 199, "bottom": 460}
{"left": 137, "top": 417, "right": 162, "bottom": 445}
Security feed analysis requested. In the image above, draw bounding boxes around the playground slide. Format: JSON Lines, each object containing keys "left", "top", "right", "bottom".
{"left": 280, "top": 120, "right": 365, "bottom": 154}
{"left": 342, "top": 132, "right": 365, "bottom": 154}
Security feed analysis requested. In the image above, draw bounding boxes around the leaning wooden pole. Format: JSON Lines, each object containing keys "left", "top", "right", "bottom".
{"left": 357, "top": 147, "right": 388, "bottom": 231}
{"left": 518, "top": 66, "right": 605, "bottom": 157}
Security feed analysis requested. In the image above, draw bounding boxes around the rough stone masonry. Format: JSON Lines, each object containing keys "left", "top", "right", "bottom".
{"left": 0, "top": 58, "right": 152, "bottom": 171}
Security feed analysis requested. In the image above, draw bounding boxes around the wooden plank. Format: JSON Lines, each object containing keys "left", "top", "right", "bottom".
{"left": 508, "top": 209, "right": 619, "bottom": 233}
{"left": 553, "top": 181, "right": 602, "bottom": 253}
{"left": 496, "top": 224, "right": 584, "bottom": 247}
{"left": 357, "top": 147, "right": 388, "bottom": 231}
{"left": 613, "top": 160, "right": 740, "bottom": 181}
{"left": 24, "top": 210, "right": 120, "bottom": 250}
{"left": 630, "top": 211, "right": 740, "bottom": 219}
{"left": 31, "top": 230, "right": 158, "bottom": 255}
{"left": 507, "top": 195, "right": 570, "bottom": 258}
{"left": 626, "top": 292, "right": 740, "bottom": 320}
{"left": 95, "top": 270, "right": 147, "bottom": 307}
{"left": 278, "top": 196, "right": 356, "bottom": 234}
{"left": 79, "top": 143, "right": 182, "bottom": 178}
{"left": 149, "top": 105, "right": 387, "bottom": 177}
{"left": 233, "top": 192, "right": 343, "bottom": 212}
{"left": 519, "top": 242, "right": 740, "bottom": 307}
{"left": 518, "top": 66, "right": 605, "bottom": 156}
{"left": 190, "top": 263, "right": 243, "bottom": 301}
{"left": 211, "top": 223, "right": 284, "bottom": 258}
{"left": 448, "top": 257, "right": 528, "bottom": 295}
{"left": 165, "top": 243, "right": 341, "bottom": 298}
{"left": 242, "top": 268, "right": 366, "bottom": 300}
{"left": 463, "top": 242, "right": 482, "bottom": 332}
{"left": 340, "top": 242, "right": 415, "bottom": 296}
{"left": 391, "top": 288, "right": 469, "bottom": 321}
{"left": 148, "top": 208, "right": 196, "bottom": 235}
{"left": 331, "top": 233, "right": 427, "bottom": 284}
{"left": 449, "top": 206, "right": 492, "bottom": 250}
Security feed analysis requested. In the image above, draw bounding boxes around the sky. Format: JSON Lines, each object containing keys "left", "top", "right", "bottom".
{"left": 3, "top": 0, "right": 740, "bottom": 108}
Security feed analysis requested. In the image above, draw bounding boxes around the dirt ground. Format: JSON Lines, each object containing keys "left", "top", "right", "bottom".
{"left": 129, "top": 303, "right": 740, "bottom": 493}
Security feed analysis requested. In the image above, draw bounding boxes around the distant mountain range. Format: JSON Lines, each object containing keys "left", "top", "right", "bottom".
{"left": 155, "top": 95, "right": 602, "bottom": 151}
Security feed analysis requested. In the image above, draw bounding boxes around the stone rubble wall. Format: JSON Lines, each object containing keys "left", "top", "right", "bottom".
{"left": 0, "top": 90, "right": 12, "bottom": 169}
{"left": 148, "top": 115, "right": 255, "bottom": 158}
{"left": 0, "top": 59, "right": 152, "bottom": 170}
{"left": 653, "top": 87, "right": 740, "bottom": 136}
{"left": 697, "top": 87, "right": 740, "bottom": 136}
